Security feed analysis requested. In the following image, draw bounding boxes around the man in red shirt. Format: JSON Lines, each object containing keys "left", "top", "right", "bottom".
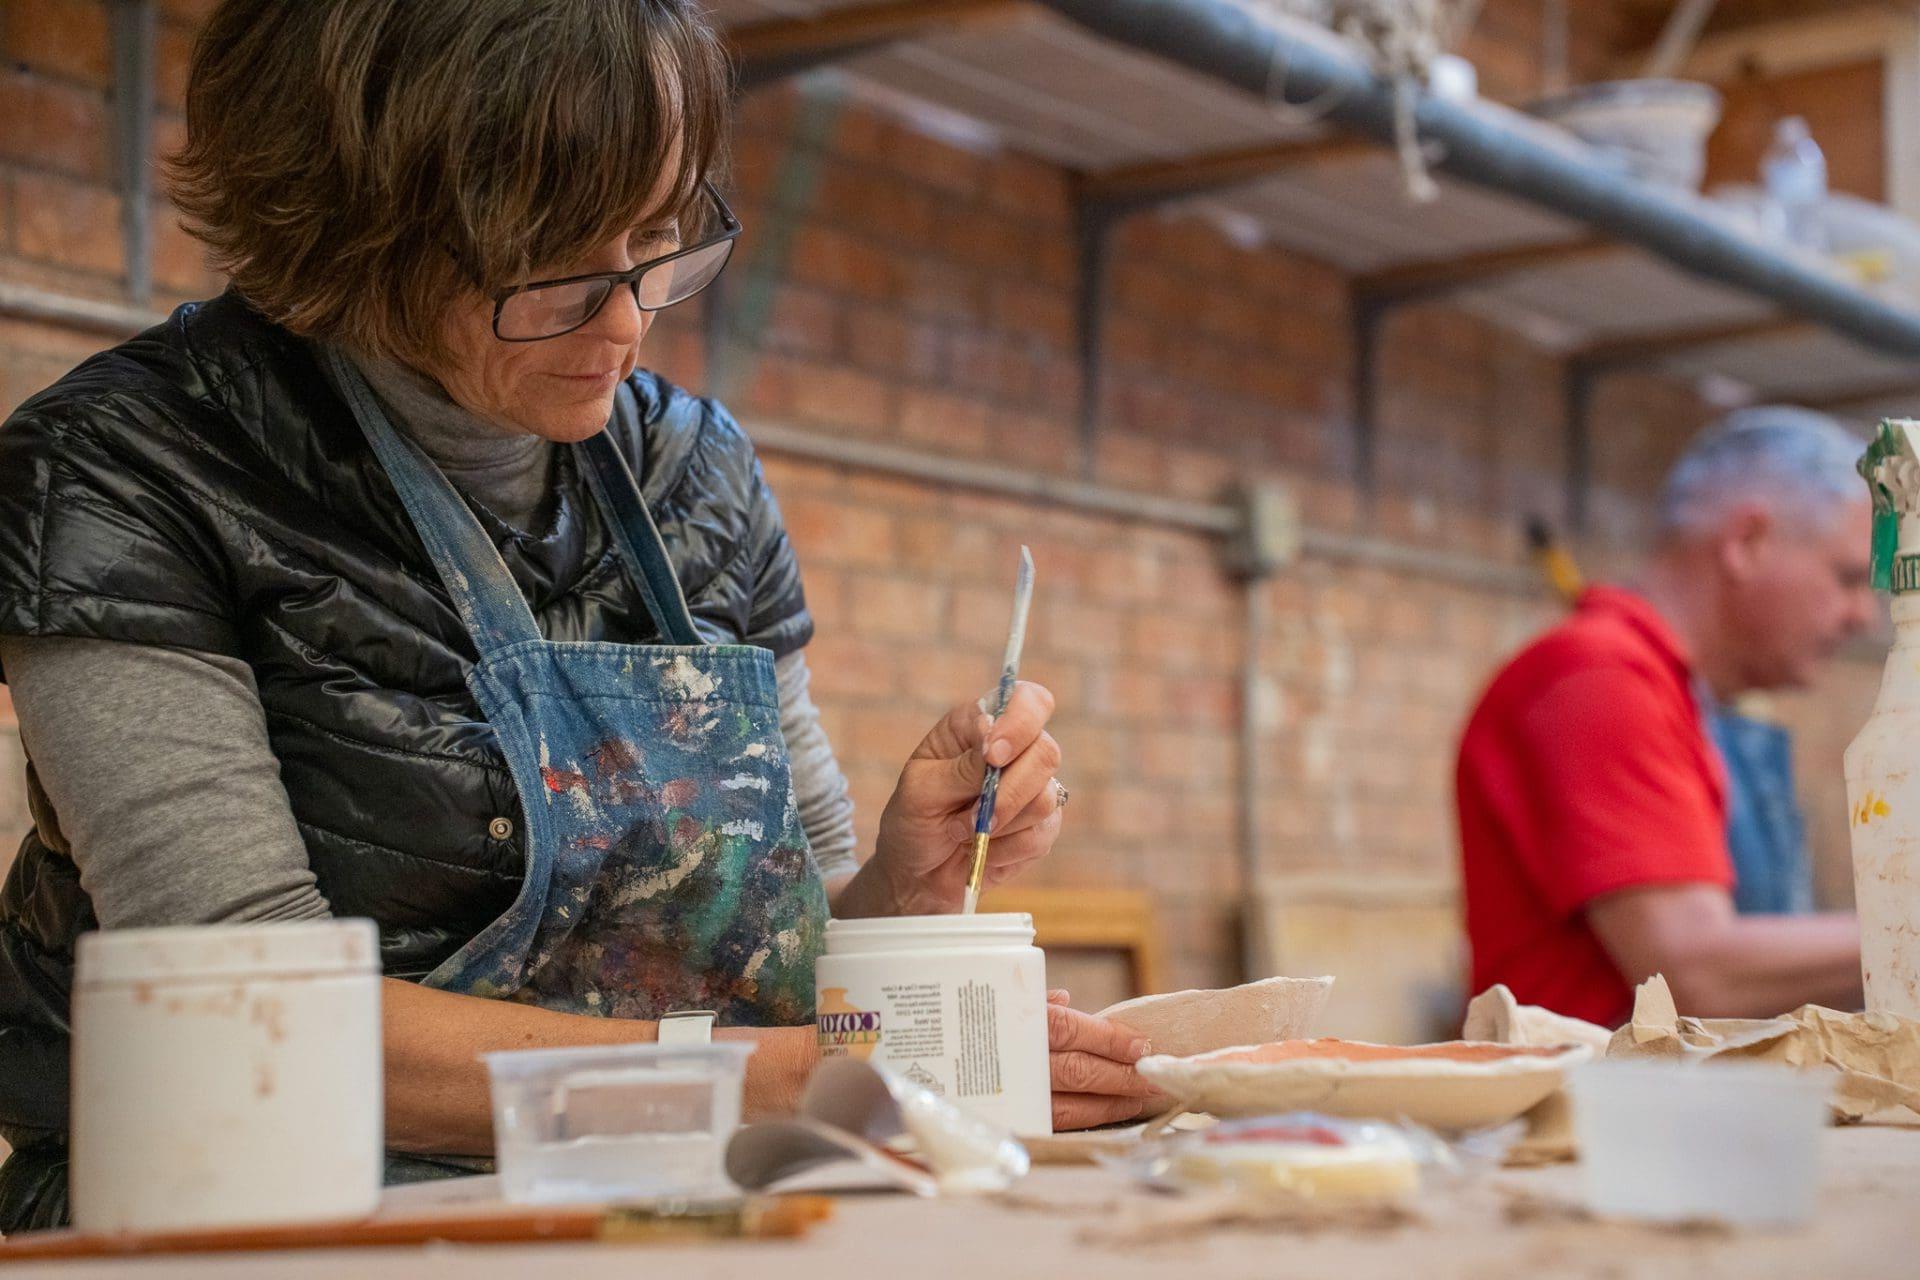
{"left": 1458, "top": 407, "right": 1875, "bottom": 1026}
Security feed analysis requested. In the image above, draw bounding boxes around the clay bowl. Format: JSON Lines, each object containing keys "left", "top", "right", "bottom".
{"left": 1136, "top": 1037, "right": 1594, "bottom": 1132}
{"left": 1098, "top": 976, "right": 1334, "bottom": 1060}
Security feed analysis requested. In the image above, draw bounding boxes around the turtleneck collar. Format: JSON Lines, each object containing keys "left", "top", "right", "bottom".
{"left": 344, "top": 349, "right": 555, "bottom": 534}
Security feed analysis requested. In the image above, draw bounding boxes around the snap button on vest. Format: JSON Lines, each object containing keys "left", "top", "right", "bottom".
{"left": 488, "top": 817, "right": 514, "bottom": 840}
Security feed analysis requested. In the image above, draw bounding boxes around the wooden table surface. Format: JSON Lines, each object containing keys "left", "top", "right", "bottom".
{"left": 26, "top": 1125, "right": 1920, "bottom": 1279}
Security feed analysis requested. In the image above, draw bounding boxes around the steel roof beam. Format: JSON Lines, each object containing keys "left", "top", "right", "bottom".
{"left": 1075, "top": 135, "right": 1378, "bottom": 218}
{"left": 1799, "top": 377, "right": 1920, "bottom": 412}
{"left": 1568, "top": 316, "right": 1814, "bottom": 371}
{"left": 1352, "top": 237, "right": 1620, "bottom": 307}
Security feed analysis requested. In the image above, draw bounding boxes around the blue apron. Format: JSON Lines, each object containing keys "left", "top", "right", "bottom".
{"left": 326, "top": 352, "right": 827, "bottom": 1026}
{"left": 1707, "top": 706, "right": 1814, "bottom": 916}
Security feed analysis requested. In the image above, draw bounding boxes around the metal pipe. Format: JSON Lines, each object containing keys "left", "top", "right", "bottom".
{"left": 1297, "top": 525, "right": 1537, "bottom": 594}
{"left": 0, "top": 282, "right": 166, "bottom": 338}
{"left": 109, "top": 0, "right": 157, "bottom": 305}
{"left": 1074, "top": 204, "right": 1115, "bottom": 481}
{"left": 1541, "top": 0, "right": 1571, "bottom": 96}
{"left": 1236, "top": 571, "right": 1267, "bottom": 982}
{"left": 1643, "top": 0, "right": 1722, "bottom": 82}
{"left": 745, "top": 418, "right": 1241, "bottom": 534}
{"left": 1032, "top": 0, "right": 1920, "bottom": 360}
{"left": 746, "top": 417, "right": 1541, "bottom": 594}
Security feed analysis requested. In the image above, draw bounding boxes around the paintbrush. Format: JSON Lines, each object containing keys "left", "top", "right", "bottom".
{"left": 962, "top": 545, "right": 1034, "bottom": 916}
{"left": 0, "top": 1197, "right": 835, "bottom": 1262}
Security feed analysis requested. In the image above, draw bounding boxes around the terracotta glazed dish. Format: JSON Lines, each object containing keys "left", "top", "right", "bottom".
{"left": 1136, "top": 1037, "right": 1594, "bottom": 1132}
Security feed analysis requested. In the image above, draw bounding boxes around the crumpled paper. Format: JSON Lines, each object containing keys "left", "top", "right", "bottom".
{"left": 1607, "top": 975, "right": 1920, "bottom": 1123}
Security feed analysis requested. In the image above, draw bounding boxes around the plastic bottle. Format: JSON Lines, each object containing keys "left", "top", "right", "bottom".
{"left": 1762, "top": 116, "right": 1829, "bottom": 252}
{"left": 1845, "top": 420, "right": 1920, "bottom": 1018}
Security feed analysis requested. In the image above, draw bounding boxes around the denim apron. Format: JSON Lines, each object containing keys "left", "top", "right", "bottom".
{"left": 327, "top": 353, "right": 827, "bottom": 1027}
{"left": 1708, "top": 706, "right": 1814, "bottom": 916}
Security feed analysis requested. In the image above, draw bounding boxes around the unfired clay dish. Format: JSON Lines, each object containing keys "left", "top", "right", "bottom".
{"left": 1136, "top": 1038, "right": 1594, "bottom": 1132}
{"left": 1098, "top": 975, "right": 1334, "bottom": 1060}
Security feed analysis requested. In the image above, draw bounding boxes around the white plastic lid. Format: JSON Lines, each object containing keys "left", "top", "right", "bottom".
{"left": 823, "top": 912, "right": 1035, "bottom": 957}
{"left": 74, "top": 919, "right": 380, "bottom": 986}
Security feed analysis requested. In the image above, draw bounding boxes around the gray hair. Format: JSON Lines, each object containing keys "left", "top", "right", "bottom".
{"left": 1658, "top": 406, "right": 1867, "bottom": 538}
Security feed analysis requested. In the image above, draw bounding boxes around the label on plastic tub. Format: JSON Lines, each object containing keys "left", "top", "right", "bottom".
{"left": 816, "top": 987, "right": 884, "bottom": 1060}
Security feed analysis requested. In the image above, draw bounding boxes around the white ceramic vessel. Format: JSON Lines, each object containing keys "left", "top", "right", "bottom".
{"left": 1848, "top": 423, "right": 1920, "bottom": 1018}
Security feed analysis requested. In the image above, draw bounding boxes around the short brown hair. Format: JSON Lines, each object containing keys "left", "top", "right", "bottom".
{"left": 169, "top": 0, "right": 730, "bottom": 363}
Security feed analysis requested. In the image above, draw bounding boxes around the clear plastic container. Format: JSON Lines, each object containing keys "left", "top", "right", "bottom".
{"left": 482, "top": 1042, "right": 753, "bottom": 1204}
{"left": 1570, "top": 1060, "right": 1830, "bottom": 1228}
{"left": 1764, "top": 117, "right": 1829, "bottom": 252}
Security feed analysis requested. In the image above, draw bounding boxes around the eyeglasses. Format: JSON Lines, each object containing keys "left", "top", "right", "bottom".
{"left": 490, "top": 181, "right": 740, "bottom": 342}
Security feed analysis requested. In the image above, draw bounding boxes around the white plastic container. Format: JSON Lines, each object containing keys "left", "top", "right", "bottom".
{"left": 483, "top": 1042, "right": 752, "bottom": 1204}
{"left": 1570, "top": 1060, "right": 1830, "bottom": 1228}
{"left": 70, "top": 919, "right": 383, "bottom": 1232}
{"left": 815, "top": 913, "right": 1050, "bottom": 1135}
{"left": 1849, "top": 422, "right": 1920, "bottom": 1019}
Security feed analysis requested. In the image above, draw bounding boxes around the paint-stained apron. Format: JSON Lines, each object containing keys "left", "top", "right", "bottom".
{"left": 328, "top": 353, "right": 827, "bottom": 1026}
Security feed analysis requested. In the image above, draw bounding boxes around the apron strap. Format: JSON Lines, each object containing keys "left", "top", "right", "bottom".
{"left": 576, "top": 396, "right": 703, "bottom": 647}
{"left": 323, "top": 347, "right": 543, "bottom": 655}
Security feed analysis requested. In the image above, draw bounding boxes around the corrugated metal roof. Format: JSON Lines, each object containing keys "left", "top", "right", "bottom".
{"left": 1665, "top": 330, "right": 1920, "bottom": 399}
{"left": 1204, "top": 160, "right": 1585, "bottom": 272}
{"left": 716, "top": 0, "right": 1920, "bottom": 405}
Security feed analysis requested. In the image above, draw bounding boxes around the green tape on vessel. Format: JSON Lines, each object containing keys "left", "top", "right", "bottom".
{"left": 1861, "top": 420, "right": 1907, "bottom": 593}
{"left": 1872, "top": 511, "right": 1899, "bottom": 593}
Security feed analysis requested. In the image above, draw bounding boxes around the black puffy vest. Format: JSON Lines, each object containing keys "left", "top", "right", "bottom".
{"left": 0, "top": 292, "right": 811, "bottom": 1140}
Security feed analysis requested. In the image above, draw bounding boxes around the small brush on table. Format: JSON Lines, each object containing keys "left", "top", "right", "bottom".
{"left": 962, "top": 546, "right": 1034, "bottom": 916}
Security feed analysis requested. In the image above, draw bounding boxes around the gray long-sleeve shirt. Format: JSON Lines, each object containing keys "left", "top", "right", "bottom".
{"left": 0, "top": 352, "right": 859, "bottom": 929}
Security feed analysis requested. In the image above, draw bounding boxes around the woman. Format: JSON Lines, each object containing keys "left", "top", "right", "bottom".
{"left": 0, "top": 0, "right": 1156, "bottom": 1229}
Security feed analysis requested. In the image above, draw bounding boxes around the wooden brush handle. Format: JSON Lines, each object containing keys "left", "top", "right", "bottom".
{"left": 0, "top": 1196, "right": 834, "bottom": 1261}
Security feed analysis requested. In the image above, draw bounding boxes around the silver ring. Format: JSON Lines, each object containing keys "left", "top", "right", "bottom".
{"left": 1052, "top": 779, "right": 1069, "bottom": 810}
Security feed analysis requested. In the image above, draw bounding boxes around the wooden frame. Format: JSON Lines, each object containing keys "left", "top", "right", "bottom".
{"left": 978, "top": 886, "right": 1166, "bottom": 998}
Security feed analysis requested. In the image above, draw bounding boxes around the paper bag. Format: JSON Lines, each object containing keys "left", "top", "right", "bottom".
{"left": 1608, "top": 975, "right": 1920, "bottom": 1122}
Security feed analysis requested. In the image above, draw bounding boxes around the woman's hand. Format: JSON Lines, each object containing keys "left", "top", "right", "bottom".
{"left": 1047, "top": 990, "right": 1164, "bottom": 1131}
{"left": 863, "top": 680, "right": 1065, "bottom": 915}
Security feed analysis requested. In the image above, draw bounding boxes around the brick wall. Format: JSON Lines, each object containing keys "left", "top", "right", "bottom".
{"left": 0, "top": 1, "right": 1888, "bottom": 991}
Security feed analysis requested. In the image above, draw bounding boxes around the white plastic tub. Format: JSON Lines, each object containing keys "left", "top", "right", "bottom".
{"left": 69, "top": 919, "right": 383, "bottom": 1232}
{"left": 483, "top": 1042, "right": 752, "bottom": 1204}
{"left": 815, "top": 913, "right": 1051, "bottom": 1135}
{"left": 1532, "top": 80, "right": 1723, "bottom": 191}
{"left": 1570, "top": 1060, "right": 1830, "bottom": 1228}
